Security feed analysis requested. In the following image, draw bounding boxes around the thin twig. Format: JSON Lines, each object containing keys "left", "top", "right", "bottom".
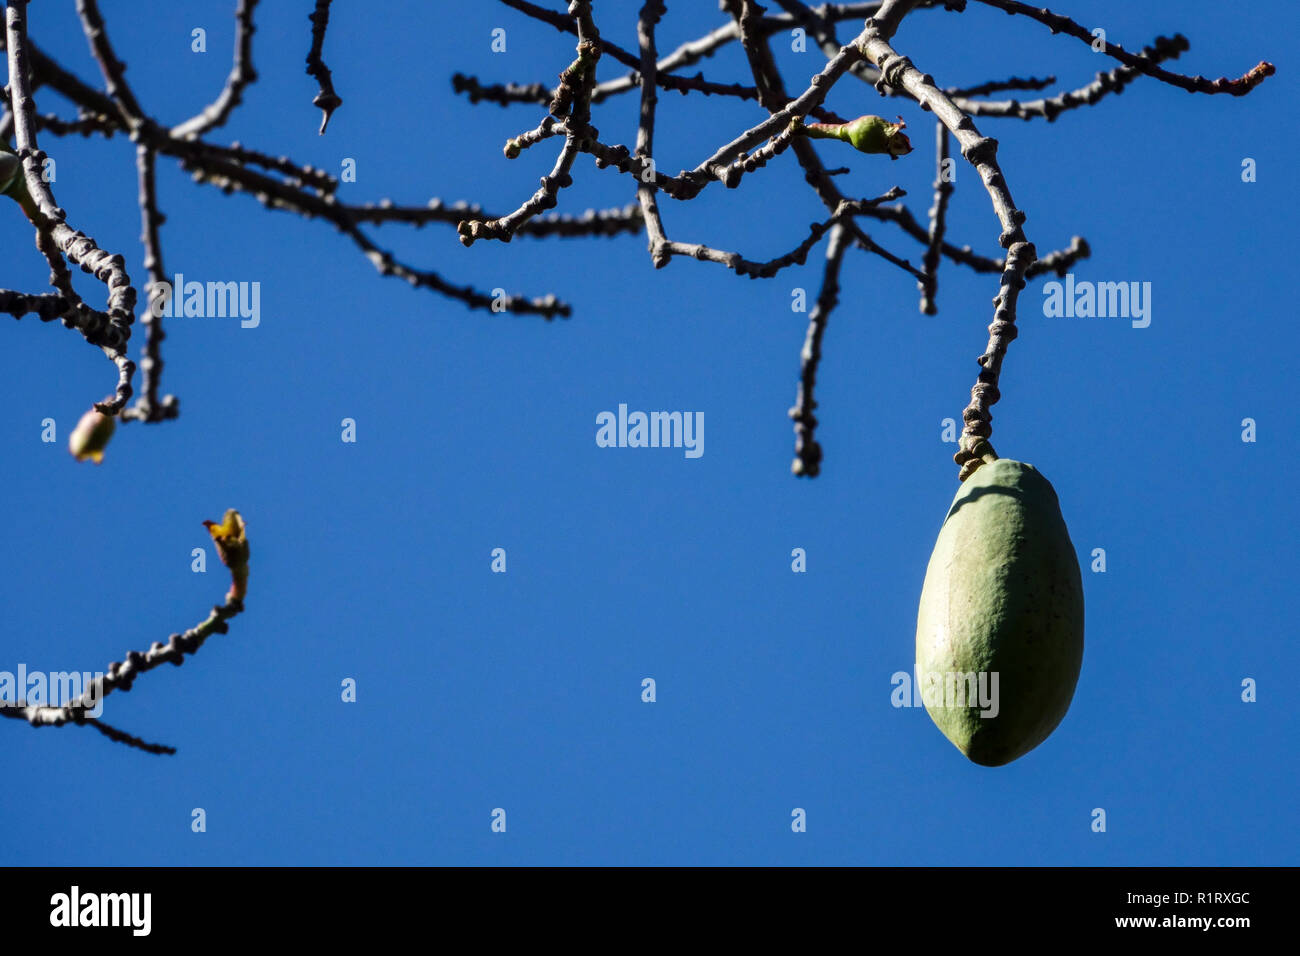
{"left": 305, "top": 0, "right": 342, "bottom": 133}
{"left": 789, "top": 223, "right": 849, "bottom": 477}
{"left": 2, "top": 511, "right": 250, "bottom": 755}
{"left": 634, "top": 0, "right": 670, "bottom": 267}
{"left": 861, "top": 0, "right": 1035, "bottom": 476}
{"left": 458, "top": 1, "right": 602, "bottom": 246}
{"left": 171, "top": 0, "right": 259, "bottom": 139}
{"left": 920, "top": 121, "right": 951, "bottom": 314}
{"left": 122, "top": 145, "right": 178, "bottom": 423}
{"left": 74, "top": 0, "right": 145, "bottom": 129}
{"left": 954, "top": 36, "right": 1193, "bottom": 121}
{"left": 657, "top": 188, "right": 905, "bottom": 278}
{"left": 7, "top": 0, "right": 136, "bottom": 412}
{"left": 970, "top": 0, "right": 1274, "bottom": 96}
{"left": 946, "top": 74, "right": 1055, "bottom": 98}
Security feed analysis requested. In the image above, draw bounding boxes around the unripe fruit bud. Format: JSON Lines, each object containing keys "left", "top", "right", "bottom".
{"left": 0, "top": 150, "right": 20, "bottom": 193}
{"left": 793, "top": 114, "right": 913, "bottom": 159}
{"left": 68, "top": 408, "right": 116, "bottom": 464}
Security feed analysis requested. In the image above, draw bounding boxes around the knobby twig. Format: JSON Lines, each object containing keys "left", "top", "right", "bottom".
{"left": 7, "top": 0, "right": 135, "bottom": 413}
{"left": 171, "top": 0, "right": 259, "bottom": 139}
{"left": 305, "top": 0, "right": 342, "bottom": 133}
{"left": 920, "top": 122, "right": 951, "bottom": 314}
{"left": 1, "top": 510, "right": 251, "bottom": 755}
{"left": 122, "top": 144, "right": 177, "bottom": 423}
{"left": 789, "top": 223, "right": 850, "bottom": 477}
{"left": 971, "top": 0, "right": 1274, "bottom": 96}
{"left": 861, "top": 0, "right": 1037, "bottom": 476}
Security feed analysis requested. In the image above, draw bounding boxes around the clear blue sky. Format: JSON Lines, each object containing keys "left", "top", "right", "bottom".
{"left": 2, "top": 0, "right": 1294, "bottom": 865}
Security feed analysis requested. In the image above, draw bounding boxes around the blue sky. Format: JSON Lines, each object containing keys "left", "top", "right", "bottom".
{"left": 1, "top": 0, "right": 1294, "bottom": 865}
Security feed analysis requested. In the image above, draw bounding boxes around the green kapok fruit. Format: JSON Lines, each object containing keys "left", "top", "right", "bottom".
{"left": 915, "top": 457, "right": 1084, "bottom": 766}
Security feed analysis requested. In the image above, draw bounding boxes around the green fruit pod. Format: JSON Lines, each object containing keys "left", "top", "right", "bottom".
{"left": 915, "top": 458, "right": 1084, "bottom": 766}
{"left": 0, "top": 149, "right": 20, "bottom": 193}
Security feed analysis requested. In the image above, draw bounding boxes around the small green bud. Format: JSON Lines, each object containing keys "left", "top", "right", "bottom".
{"left": 794, "top": 114, "right": 913, "bottom": 160}
{"left": 0, "top": 149, "right": 20, "bottom": 194}
{"left": 0, "top": 145, "right": 43, "bottom": 222}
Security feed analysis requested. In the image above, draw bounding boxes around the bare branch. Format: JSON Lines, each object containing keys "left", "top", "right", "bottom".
{"left": 121, "top": 145, "right": 178, "bottom": 424}
{"left": 954, "top": 35, "right": 1193, "bottom": 122}
{"left": 920, "top": 121, "right": 951, "bottom": 314}
{"left": 971, "top": 0, "right": 1274, "bottom": 96}
{"left": 1, "top": 511, "right": 251, "bottom": 754}
{"left": 74, "top": 0, "right": 146, "bottom": 129}
{"left": 789, "top": 223, "right": 850, "bottom": 478}
{"left": 861, "top": 0, "right": 1035, "bottom": 475}
{"left": 0, "top": 0, "right": 1271, "bottom": 482}
{"left": 658, "top": 188, "right": 907, "bottom": 278}
{"left": 7, "top": 0, "right": 136, "bottom": 412}
{"left": 946, "top": 74, "right": 1055, "bottom": 98}
{"left": 634, "top": 0, "right": 670, "bottom": 267}
{"left": 171, "top": 0, "right": 259, "bottom": 139}
{"left": 458, "top": 1, "right": 603, "bottom": 246}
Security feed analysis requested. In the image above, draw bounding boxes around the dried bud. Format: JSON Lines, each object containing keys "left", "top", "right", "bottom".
{"left": 203, "top": 509, "right": 250, "bottom": 601}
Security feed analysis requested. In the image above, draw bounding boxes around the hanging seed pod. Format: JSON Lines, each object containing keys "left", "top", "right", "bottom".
{"left": 915, "top": 452, "right": 1084, "bottom": 766}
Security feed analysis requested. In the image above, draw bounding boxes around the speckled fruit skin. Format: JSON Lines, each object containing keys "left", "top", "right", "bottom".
{"left": 915, "top": 459, "right": 1084, "bottom": 766}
